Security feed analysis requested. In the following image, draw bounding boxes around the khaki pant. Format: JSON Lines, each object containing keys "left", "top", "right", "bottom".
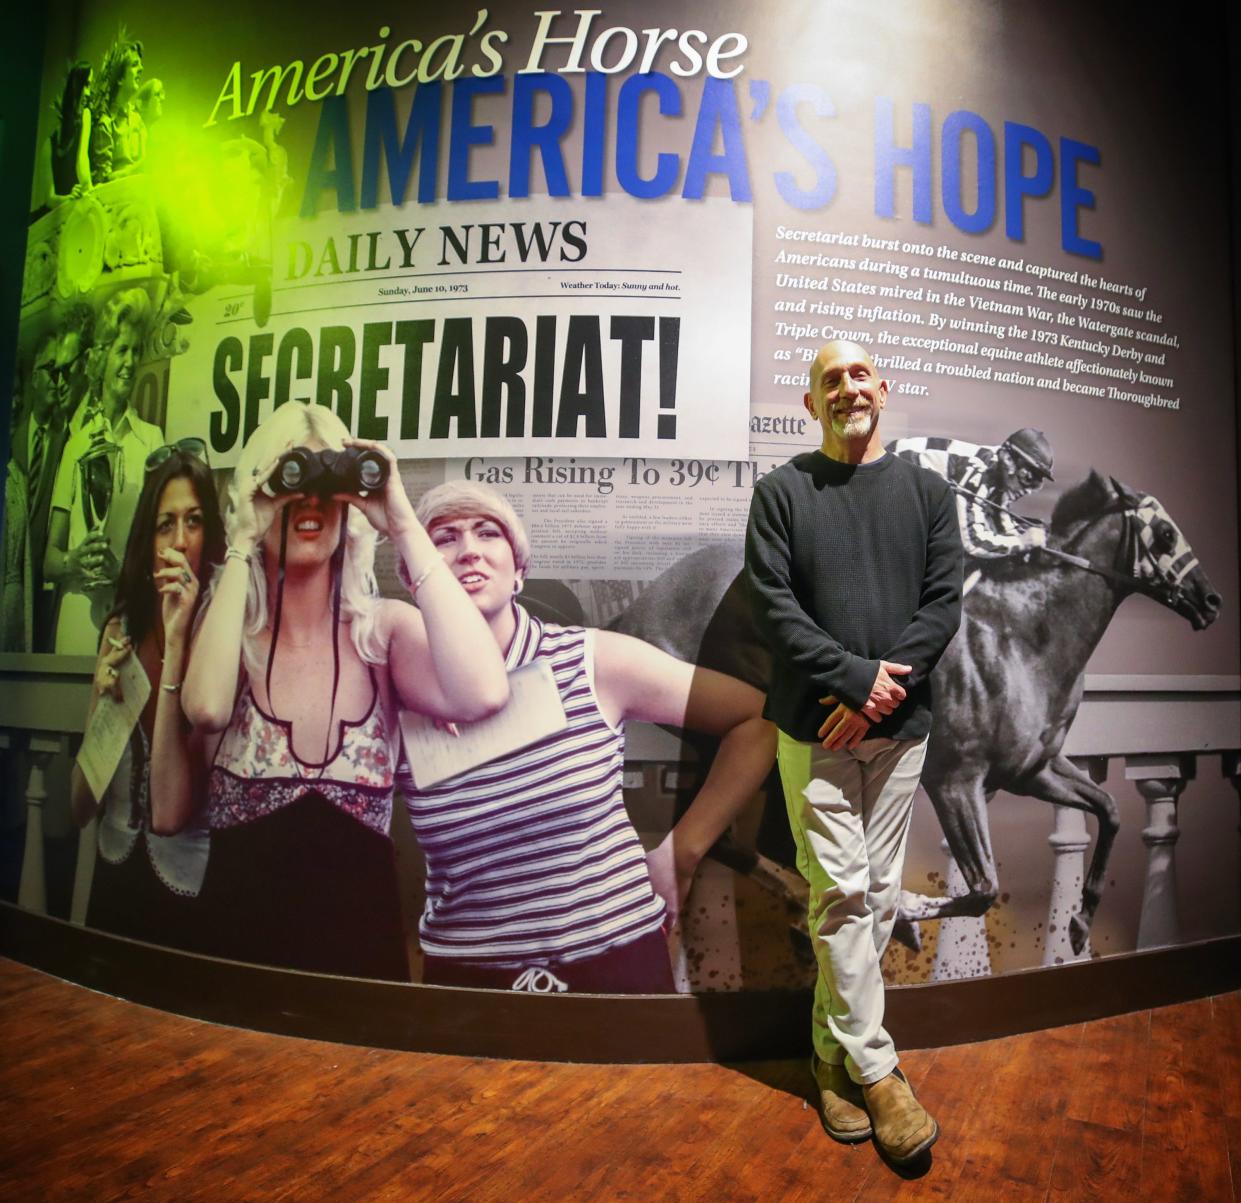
{"left": 778, "top": 730, "right": 928, "bottom": 1085}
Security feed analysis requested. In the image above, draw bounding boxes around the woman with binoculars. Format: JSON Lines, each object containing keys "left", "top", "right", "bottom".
{"left": 182, "top": 402, "right": 507, "bottom": 979}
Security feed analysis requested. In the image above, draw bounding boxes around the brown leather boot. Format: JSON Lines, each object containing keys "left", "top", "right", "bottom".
{"left": 861, "top": 1069, "right": 938, "bottom": 1164}
{"left": 811, "top": 1053, "right": 872, "bottom": 1143}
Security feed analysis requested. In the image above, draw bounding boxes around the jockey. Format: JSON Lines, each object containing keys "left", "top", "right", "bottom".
{"left": 890, "top": 429, "right": 1054, "bottom": 588}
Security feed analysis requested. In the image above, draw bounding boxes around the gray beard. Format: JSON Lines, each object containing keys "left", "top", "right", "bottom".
{"left": 830, "top": 409, "right": 876, "bottom": 440}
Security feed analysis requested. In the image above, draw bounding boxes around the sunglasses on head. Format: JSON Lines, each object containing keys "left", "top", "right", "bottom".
{"left": 145, "top": 437, "right": 209, "bottom": 473}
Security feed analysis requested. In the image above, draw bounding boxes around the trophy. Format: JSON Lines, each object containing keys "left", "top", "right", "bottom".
{"left": 75, "top": 416, "right": 123, "bottom": 593}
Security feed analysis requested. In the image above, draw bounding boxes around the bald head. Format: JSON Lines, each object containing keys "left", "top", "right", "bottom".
{"left": 809, "top": 340, "right": 877, "bottom": 395}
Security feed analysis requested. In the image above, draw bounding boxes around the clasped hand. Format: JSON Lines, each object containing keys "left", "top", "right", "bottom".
{"left": 817, "top": 660, "right": 911, "bottom": 750}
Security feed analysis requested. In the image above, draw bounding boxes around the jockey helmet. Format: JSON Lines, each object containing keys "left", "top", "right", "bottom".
{"left": 1003, "top": 428, "right": 1054, "bottom": 482}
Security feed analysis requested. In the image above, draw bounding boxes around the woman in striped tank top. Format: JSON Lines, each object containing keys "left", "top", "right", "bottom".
{"left": 403, "top": 482, "right": 776, "bottom": 994}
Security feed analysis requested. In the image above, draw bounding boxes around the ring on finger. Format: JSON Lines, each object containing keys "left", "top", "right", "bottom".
{"left": 181, "top": 570, "right": 191, "bottom": 585}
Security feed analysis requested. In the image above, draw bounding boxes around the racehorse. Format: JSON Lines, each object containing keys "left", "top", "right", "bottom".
{"left": 905, "top": 471, "right": 1219, "bottom": 952}
{"left": 612, "top": 471, "right": 1221, "bottom": 955}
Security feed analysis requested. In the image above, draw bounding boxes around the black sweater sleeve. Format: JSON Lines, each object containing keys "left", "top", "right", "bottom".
{"left": 744, "top": 476, "right": 880, "bottom": 712}
{"left": 881, "top": 480, "right": 964, "bottom": 686}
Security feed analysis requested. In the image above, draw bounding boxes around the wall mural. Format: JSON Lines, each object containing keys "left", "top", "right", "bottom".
{"left": 1, "top": 0, "right": 1237, "bottom": 997}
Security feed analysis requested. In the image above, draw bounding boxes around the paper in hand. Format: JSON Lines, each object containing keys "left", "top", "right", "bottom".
{"left": 400, "top": 660, "right": 567, "bottom": 789}
{"left": 75, "top": 653, "right": 151, "bottom": 802}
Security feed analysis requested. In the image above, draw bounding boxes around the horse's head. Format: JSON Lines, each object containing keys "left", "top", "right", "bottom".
{"left": 1051, "top": 472, "right": 1221, "bottom": 630}
{"left": 1116, "top": 479, "right": 1221, "bottom": 628}
{"left": 1110, "top": 477, "right": 1221, "bottom": 629}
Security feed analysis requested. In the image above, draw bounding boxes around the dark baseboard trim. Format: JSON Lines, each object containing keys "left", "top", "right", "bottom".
{"left": 2, "top": 903, "right": 1237, "bottom": 1063}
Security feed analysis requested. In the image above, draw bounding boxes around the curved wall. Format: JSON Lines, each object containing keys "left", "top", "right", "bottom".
{"left": 0, "top": 0, "right": 1238, "bottom": 1057}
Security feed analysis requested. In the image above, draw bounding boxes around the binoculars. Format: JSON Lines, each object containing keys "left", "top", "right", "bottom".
{"left": 264, "top": 446, "right": 389, "bottom": 497}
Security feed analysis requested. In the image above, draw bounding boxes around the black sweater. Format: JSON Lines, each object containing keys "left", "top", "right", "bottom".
{"left": 744, "top": 451, "right": 963, "bottom": 743}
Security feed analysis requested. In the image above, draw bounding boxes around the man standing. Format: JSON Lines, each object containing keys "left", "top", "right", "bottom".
{"left": 745, "top": 341, "right": 962, "bottom": 1164}
{"left": 2, "top": 332, "right": 64, "bottom": 650}
{"left": 46, "top": 288, "right": 160, "bottom": 652}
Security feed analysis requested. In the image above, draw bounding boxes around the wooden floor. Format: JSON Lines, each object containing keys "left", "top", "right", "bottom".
{"left": 1, "top": 959, "right": 1238, "bottom": 1202}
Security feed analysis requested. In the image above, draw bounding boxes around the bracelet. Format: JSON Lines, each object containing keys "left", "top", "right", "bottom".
{"left": 161, "top": 681, "right": 182, "bottom": 693}
{"left": 225, "top": 545, "right": 254, "bottom": 565}
{"left": 402, "top": 557, "right": 443, "bottom": 598}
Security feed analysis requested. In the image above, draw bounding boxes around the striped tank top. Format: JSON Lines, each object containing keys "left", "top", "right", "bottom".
{"left": 403, "top": 604, "right": 665, "bottom": 967}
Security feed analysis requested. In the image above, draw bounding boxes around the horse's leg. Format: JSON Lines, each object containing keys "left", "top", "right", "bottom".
{"left": 898, "top": 778, "right": 999, "bottom": 924}
{"left": 1020, "top": 756, "right": 1119, "bottom": 955}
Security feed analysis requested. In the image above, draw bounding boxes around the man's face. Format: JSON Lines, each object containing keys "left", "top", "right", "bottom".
{"left": 997, "top": 449, "right": 1043, "bottom": 502}
{"left": 805, "top": 342, "right": 888, "bottom": 443}
{"left": 52, "top": 331, "right": 84, "bottom": 420}
{"left": 30, "top": 339, "right": 57, "bottom": 424}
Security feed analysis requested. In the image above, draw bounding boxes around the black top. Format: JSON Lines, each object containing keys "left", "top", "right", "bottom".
{"left": 744, "top": 450, "right": 963, "bottom": 742}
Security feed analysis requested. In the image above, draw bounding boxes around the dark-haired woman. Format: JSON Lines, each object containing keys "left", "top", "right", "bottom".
{"left": 33, "top": 61, "right": 93, "bottom": 211}
{"left": 70, "top": 442, "right": 225, "bottom": 947}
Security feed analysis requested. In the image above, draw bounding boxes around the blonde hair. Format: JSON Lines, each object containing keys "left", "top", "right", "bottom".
{"left": 415, "top": 480, "right": 530, "bottom": 577}
{"left": 89, "top": 286, "right": 151, "bottom": 404}
{"left": 96, "top": 285, "right": 151, "bottom": 347}
{"left": 218, "top": 403, "right": 384, "bottom": 676}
